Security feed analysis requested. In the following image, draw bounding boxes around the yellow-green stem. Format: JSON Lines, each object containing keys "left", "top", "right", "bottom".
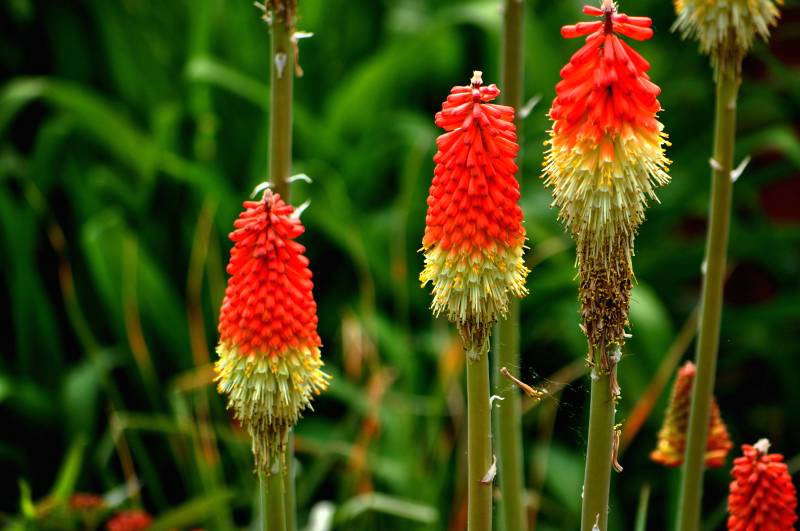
{"left": 269, "top": 5, "right": 293, "bottom": 199}
{"left": 580, "top": 355, "right": 616, "bottom": 531}
{"left": 467, "top": 347, "right": 493, "bottom": 531}
{"left": 675, "top": 60, "right": 740, "bottom": 531}
{"left": 494, "top": 1, "right": 528, "bottom": 530}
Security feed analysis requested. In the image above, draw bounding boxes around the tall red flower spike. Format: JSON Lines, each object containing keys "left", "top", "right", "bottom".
{"left": 105, "top": 510, "right": 152, "bottom": 531}
{"left": 216, "top": 191, "right": 329, "bottom": 471}
{"left": 420, "top": 71, "right": 528, "bottom": 356}
{"left": 728, "top": 439, "right": 797, "bottom": 531}
{"left": 543, "top": 0, "right": 670, "bottom": 369}
{"left": 651, "top": 361, "right": 733, "bottom": 467}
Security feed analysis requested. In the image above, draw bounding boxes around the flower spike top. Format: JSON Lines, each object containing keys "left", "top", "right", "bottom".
{"left": 650, "top": 361, "right": 733, "bottom": 468}
{"left": 673, "top": 0, "right": 782, "bottom": 73}
{"left": 420, "top": 71, "right": 528, "bottom": 356}
{"left": 728, "top": 439, "right": 797, "bottom": 531}
{"left": 216, "top": 190, "right": 329, "bottom": 472}
{"left": 543, "top": 1, "right": 670, "bottom": 369}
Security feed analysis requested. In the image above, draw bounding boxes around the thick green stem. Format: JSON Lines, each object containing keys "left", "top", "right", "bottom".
{"left": 494, "top": 1, "right": 528, "bottom": 530}
{"left": 262, "top": 467, "right": 287, "bottom": 531}
{"left": 467, "top": 348, "right": 493, "bottom": 531}
{"left": 675, "top": 61, "right": 740, "bottom": 531}
{"left": 268, "top": 6, "right": 293, "bottom": 199}
{"left": 580, "top": 357, "right": 616, "bottom": 531}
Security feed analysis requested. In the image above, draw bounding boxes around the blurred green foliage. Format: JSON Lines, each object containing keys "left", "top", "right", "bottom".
{"left": 1, "top": 0, "right": 799, "bottom": 529}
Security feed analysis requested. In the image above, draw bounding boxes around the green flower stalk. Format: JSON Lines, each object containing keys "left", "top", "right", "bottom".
{"left": 494, "top": 1, "right": 529, "bottom": 531}
{"left": 672, "top": 1, "right": 781, "bottom": 530}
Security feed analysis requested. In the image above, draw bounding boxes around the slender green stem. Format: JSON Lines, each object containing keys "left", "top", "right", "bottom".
{"left": 580, "top": 355, "right": 616, "bottom": 531}
{"left": 675, "top": 61, "right": 740, "bottom": 531}
{"left": 268, "top": 3, "right": 294, "bottom": 199}
{"left": 265, "top": 3, "right": 296, "bottom": 528}
{"left": 494, "top": 1, "right": 528, "bottom": 530}
{"left": 494, "top": 303, "right": 527, "bottom": 531}
{"left": 467, "top": 348, "right": 493, "bottom": 531}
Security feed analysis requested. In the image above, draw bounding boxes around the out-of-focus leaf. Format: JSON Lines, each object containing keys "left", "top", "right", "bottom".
{"left": 49, "top": 436, "right": 87, "bottom": 501}
{"left": 186, "top": 57, "right": 268, "bottom": 110}
{"left": 148, "top": 489, "right": 234, "bottom": 531}
{"left": 18, "top": 480, "right": 35, "bottom": 519}
{"left": 0, "top": 78, "right": 157, "bottom": 177}
{"left": 334, "top": 492, "right": 438, "bottom": 525}
{"left": 538, "top": 444, "right": 582, "bottom": 516}
{"left": 81, "top": 211, "right": 189, "bottom": 359}
{"left": 62, "top": 359, "right": 106, "bottom": 437}
{"left": 738, "top": 126, "right": 800, "bottom": 168}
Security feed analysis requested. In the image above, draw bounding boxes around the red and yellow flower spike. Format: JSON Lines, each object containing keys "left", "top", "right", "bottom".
{"left": 674, "top": 0, "right": 782, "bottom": 73}
{"left": 650, "top": 361, "right": 733, "bottom": 468}
{"left": 728, "top": 439, "right": 797, "bottom": 531}
{"left": 421, "top": 71, "right": 528, "bottom": 355}
{"left": 215, "top": 191, "right": 329, "bottom": 472}
{"left": 543, "top": 0, "right": 670, "bottom": 368}
{"left": 105, "top": 510, "right": 153, "bottom": 531}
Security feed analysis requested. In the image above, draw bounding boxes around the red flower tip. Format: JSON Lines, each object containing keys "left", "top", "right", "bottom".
{"left": 562, "top": 3, "right": 653, "bottom": 41}
{"left": 728, "top": 439, "right": 797, "bottom": 531}
{"left": 106, "top": 510, "right": 152, "bottom": 531}
{"left": 217, "top": 191, "right": 320, "bottom": 358}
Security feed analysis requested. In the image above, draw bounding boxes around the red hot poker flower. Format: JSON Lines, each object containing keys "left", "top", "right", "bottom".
{"left": 728, "top": 439, "right": 798, "bottom": 531}
{"left": 651, "top": 361, "right": 733, "bottom": 468}
{"left": 420, "top": 71, "right": 528, "bottom": 355}
{"left": 106, "top": 510, "right": 152, "bottom": 531}
{"left": 543, "top": 1, "right": 670, "bottom": 368}
{"left": 216, "top": 191, "right": 329, "bottom": 471}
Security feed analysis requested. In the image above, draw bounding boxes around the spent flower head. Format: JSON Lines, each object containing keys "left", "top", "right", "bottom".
{"left": 216, "top": 191, "right": 329, "bottom": 472}
{"left": 420, "top": 72, "right": 528, "bottom": 356}
{"left": 543, "top": 1, "right": 670, "bottom": 368}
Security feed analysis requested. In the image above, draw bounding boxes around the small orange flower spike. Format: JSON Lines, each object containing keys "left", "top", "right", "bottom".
{"left": 215, "top": 191, "right": 329, "bottom": 471}
{"left": 728, "top": 439, "right": 797, "bottom": 531}
{"left": 543, "top": 2, "right": 670, "bottom": 369}
{"left": 420, "top": 71, "right": 528, "bottom": 357}
{"left": 651, "top": 361, "right": 733, "bottom": 467}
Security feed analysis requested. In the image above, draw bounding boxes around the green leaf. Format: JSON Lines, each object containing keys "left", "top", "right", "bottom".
{"left": 148, "top": 489, "right": 234, "bottom": 531}
{"left": 49, "top": 436, "right": 88, "bottom": 501}
{"left": 334, "top": 492, "right": 438, "bottom": 525}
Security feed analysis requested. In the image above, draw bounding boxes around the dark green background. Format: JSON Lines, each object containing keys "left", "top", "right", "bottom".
{"left": 1, "top": 0, "right": 799, "bottom": 529}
